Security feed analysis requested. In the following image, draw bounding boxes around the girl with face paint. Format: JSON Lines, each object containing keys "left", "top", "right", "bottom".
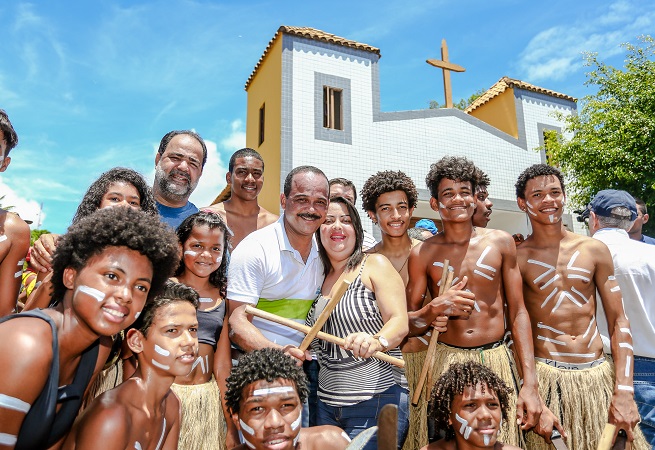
{"left": 169, "top": 210, "right": 238, "bottom": 450}
{"left": 63, "top": 281, "right": 200, "bottom": 450}
{"left": 0, "top": 207, "right": 180, "bottom": 449}
{"left": 423, "top": 361, "right": 521, "bottom": 450}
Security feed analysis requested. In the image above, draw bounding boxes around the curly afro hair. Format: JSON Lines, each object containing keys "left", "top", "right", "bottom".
{"left": 71, "top": 167, "right": 158, "bottom": 225}
{"left": 175, "top": 210, "right": 231, "bottom": 298}
{"left": 428, "top": 361, "right": 512, "bottom": 441}
{"left": 50, "top": 207, "right": 180, "bottom": 306}
{"left": 474, "top": 167, "right": 491, "bottom": 192}
{"left": 361, "top": 170, "right": 418, "bottom": 213}
{"left": 225, "top": 348, "right": 309, "bottom": 415}
{"left": 515, "top": 164, "right": 566, "bottom": 199}
{"left": 425, "top": 156, "right": 478, "bottom": 199}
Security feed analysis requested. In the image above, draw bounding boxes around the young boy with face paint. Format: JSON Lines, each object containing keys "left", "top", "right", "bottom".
{"left": 225, "top": 348, "right": 351, "bottom": 450}
{"left": 63, "top": 281, "right": 199, "bottom": 450}
{"left": 423, "top": 361, "right": 520, "bottom": 450}
{"left": 515, "top": 164, "right": 648, "bottom": 450}
{"left": 0, "top": 207, "right": 180, "bottom": 449}
{"left": 0, "top": 109, "right": 30, "bottom": 316}
{"left": 406, "top": 156, "right": 551, "bottom": 448}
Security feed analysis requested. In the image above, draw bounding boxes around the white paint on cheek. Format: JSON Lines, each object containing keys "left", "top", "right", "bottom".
{"left": 216, "top": 256, "right": 222, "bottom": 264}
{"left": 439, "top": 202, "right": 446, "bottom": 209}
{"left": 483, "top": 434, "right": 491, "bottom": 446}
{"left": 525, "top": 202, "right": 538, "bottom": 217}
{"left": 455, "top": 413, "right": 468, "bottom": 434}
{"left": 151, "top": 359, "right": 170, "bottom": 370}
{"left": 252, "top": 386, "right": 294, "bottom": 396}
{"left": 0, "top": 235, "right": 6, "bottom": 243}
{"left": 243, "top": 438, "right": 256, "bottom": 449}
{"left": 240, "top": 419, "right": 255, "bottom": 435}
{"left": 77, "top": 285, "right": 106, "bottom": 302}
{"left": 549, "top": 214, "right": 554, "bottom": 223}
{"left": 184, "top": 250, "right": 198, "bottom": 257}
{"left": 291, "top": 413, "right": 301, "bottom": 431}
{"left": 469, "top": 202, "right": 475, "bottom": 209}
{"left": 155, "top": 345, "right": 170, "bottom": 356}
{"left": 135, "top": 312, "right": 140, "bottom": 319}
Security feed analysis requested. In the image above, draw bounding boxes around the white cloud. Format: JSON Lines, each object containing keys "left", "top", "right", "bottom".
{"left": 517, "top": 0, "right": 655, "bottom": 82}
{"left": 0, "top": 177, "right": 46, "bottom": 227}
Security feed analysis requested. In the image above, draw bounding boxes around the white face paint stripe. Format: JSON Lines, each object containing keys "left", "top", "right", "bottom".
{"left": 549, "top": 351, "right": 597, "bottom": 358}
{"left": 537, "top": 322, "right": 565, "bottom": 335}
{"left": 619, "top": 343, "right": 634, "bottom": 351}
{"left": 463, "top": 425, "right": 472, "bottom": 440}
{"left": 439, "top": 202, "right": 446, "bottom": 209}
{"left": 0, "top": 433, "right": 17, "bottom": 446}
{"left": 537, "top": 335, "right": 566, "bottom": 346}
{"left": 483, "top": 434, "right": 491, "bottom": 445}
{"left": 455, "top": 413, "right": 468, "bottom": 434}
{"left": 244, "top": 439, "right": 256, "bottom": 449}
{"left": 154, "top": 345, "right": 170, "bottom": 356}
{"left": 549, "top": 214, "right": 554, "bottom": 223}
{"left": 582, "top": 316, "right": 596, "bottom": 338}
{"left": 625, "top": 356, "right": 631, "bottom": 378}
{"left": 240, "top": 419, "right": 255, "bottom": 435}
{"left": 0, "top": 393, "right": 31, "bottom": 413}
{"left": 77, "top": 285, "right": 106, "bottom": 302}
{"left": 135, "top": 312, "right": 140, "bottom": 319}
{"left": 0, "top": 235, "right": 6, "bottom": 243}
{"left": 184, "top": 250, "right": 198, "bottom": 257}
{"left": 610, "top": 286, "right": 621, "bottom": 292}
{"left": 216, "top": 256, "right": 222, "bottom": 264}
{"left": 587, "top": 328, "right": 598, "bottom": 348}
{"left": 252, "top": 386, "right": 295, "bottom": 396}
{"left": 199, "top": 297, "right": 214, "bottom": 303}
{"left": 341, "top": 431, "right": 351, "bottom": 442}
{"left": 151, "top": 359, "right": 170, "bottom": 370}
{"left": 14, "top": 270, "right": 22, "bottom": 278}
{"left": 618, "top": 385, "right": 634, "bottom": 392}
{"left": 291, "top": 413, "right": 301, "bottom": 430}
{"left": 620, "top": 328, "right": 632, "bottom": 337}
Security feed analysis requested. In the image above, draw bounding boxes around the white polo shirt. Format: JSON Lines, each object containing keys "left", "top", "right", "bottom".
{"left": 227, "top": 215, "right": 324, "bottom": 347}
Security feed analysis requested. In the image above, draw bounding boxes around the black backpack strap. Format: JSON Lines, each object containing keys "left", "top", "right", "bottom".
{"left": 0, "top": 310, "right": 60, "bottom": 450}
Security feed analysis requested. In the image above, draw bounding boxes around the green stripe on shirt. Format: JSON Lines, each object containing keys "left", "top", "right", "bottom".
{"left": 256, "top": 298, "right": 315, "bottom": 320}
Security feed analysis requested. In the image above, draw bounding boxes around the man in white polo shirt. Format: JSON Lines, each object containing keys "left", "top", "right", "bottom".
{"left": 227, "top": 165, "right": 329, "bottom": 361}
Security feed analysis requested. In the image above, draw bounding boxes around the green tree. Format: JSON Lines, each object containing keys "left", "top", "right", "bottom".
{"left": 429, "top": 89, "right": 486, "bottom": 110}
{"left": 546, "top": 35, "right": 655, "bottom": 230}
{"left": 30, "top": 229, "right": 51, "bottom": 246}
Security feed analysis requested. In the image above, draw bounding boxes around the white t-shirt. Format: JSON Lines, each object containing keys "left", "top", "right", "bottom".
{"left": 227, "top": 216, "right": 324, "bottom": 347}
{"left": 594, "top": 228, "right": 655, "bottom": 359}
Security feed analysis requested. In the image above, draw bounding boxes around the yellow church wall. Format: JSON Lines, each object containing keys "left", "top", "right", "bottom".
{"left": 468, "top": 88, "right": 518, "bottom": 138}
{"left": 246, "top": 35, "right": 283, "bottom": 213}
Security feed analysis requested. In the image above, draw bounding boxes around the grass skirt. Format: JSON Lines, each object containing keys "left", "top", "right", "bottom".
{"left": 525, "top": 360, "right": 649, "bottom": 450}
{"left": 81, "top": 360, "right": 123, "bottom": 411}
{"left": 171, "top": 376, "right": 227, "bottom": 450}
{"left": 430, "top": 342, "right": 522, "bottom": 447}
{"left": 402, "top": 350, "right": 428, "bottom": 450}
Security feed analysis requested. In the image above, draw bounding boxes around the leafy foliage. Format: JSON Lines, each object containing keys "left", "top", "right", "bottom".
{"left": 429, "top": 89, "right": 486, "bottom": 110}
{"left": 30, "top": 229, "right": 51, "bottom": 246}
{"left": 546, "top": 35, "right": 655, "bottom": 224}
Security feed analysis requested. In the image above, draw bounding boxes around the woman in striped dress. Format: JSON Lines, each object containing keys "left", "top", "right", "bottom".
{"left": 308, "top": 196, "right": 409, "bottom": 450}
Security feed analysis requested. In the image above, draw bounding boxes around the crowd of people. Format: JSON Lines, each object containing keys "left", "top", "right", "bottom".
{"left": 0, "top": 108, "right": 654, "bottom": 450}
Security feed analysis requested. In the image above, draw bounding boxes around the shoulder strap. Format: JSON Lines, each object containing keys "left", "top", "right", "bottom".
{"left": 5, "top": 310, "right": 60, "bottom": 450}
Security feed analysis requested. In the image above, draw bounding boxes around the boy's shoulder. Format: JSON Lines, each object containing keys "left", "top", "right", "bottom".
{"left": 300, "top": 425, "right": 351, "bottom": 450}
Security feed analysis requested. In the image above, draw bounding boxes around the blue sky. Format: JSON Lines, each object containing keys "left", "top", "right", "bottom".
{"left": 1, "top": 0, "right": 652, "bottom": 233}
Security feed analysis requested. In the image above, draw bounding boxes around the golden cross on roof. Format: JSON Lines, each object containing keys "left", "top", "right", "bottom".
{"left": 427, "top": 39, "right": 466, "bottom": 108}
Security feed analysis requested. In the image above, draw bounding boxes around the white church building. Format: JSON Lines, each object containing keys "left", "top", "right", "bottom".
{"left": 241, "top": 26, "right": 579, "bottom": 238}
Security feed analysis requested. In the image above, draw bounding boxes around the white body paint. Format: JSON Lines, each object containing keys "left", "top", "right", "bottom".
{"left": 184, "top": 250, "right": 198, "bottom": 257}
{"left": 608, "top": 275, "right": 616, "bottom": 281}
{"left": 134, "top": 442, "right": 142, "bottom": 450}
{"left": 191, "top": 354, "right": 210, "bottom": 374}
{"left": 155, "top": 418, "right": 166, "bottom": 450}
{"left": 17, "top": 259, "right": 25, "bottom": 266}
{"left": 587, "top": 328, "right": 598, "bottom": 348}
{"left": 14, "top": 270, "right": 21, "bottom": 278}
{"left": 549, "top": 351, "right": 596, "bottom": 358}
{"left": 252, "top": 386, "right": 294, "bottom": 396}
{"left": 0, "top": 393, "right": 31, "bottom": 413}
{"left": 240, "top": 419, "right": 255, "bottom": 435}
{"left": 0, "top": 433, "right": 17, "bottom": 446}
{"left": 610, "top": 286, "right": 621, "bottom": 292}
{"left": 474, "top": 246, "right": 497, "bottom": 281}
{"left": 216, "top": 256, "right": 222, "bottom": 264}
{"left": 341, "top": 431, "right": 351, "bottom": 442}
{"left": 151, "top": 359, "right": 170, "bottom": 370}
{"left": 154, "top": 345, "right": 170, "bottom": 356}
{"left": 619, "top": 342, "right": 634, "bottom": 351}
{"left": 537, "top": 335, "right": 566, "bottom": 346}
{"left": 484, "top": 434, "right": 491, "bottom": 445}
{"left": 77, "top": 285, "right": 106, "bottom": 302}
{"left": 582, "top": 316, "right": 595, "bottom": 338}
{"left": 620, "top": 327, "right": 632, "bottom": 336}
{"left": 549, "top": 214, "right": 554, "bottom": 223}
{"left": 538, "top": 322, "right": 565, "bottom": 335}
{"left": 626, "top": 355, "right": 632, "bottom": 377}
{"left": 0, "top": 235, "right": 6, "bottom": 243}
{"left": 455, "top": 413, "right": 473, "bottom": 440}
{"left": 525, "top": 202, "right": 538, "bottom": 217}
{"left": 199, "top": 297, "right": 213, "bottom": 303}
{"left": 618, "top": 385, "right": 634, "bottom": 392}
{"left": 135, "top": 312, "right": 140, "bottom": 319}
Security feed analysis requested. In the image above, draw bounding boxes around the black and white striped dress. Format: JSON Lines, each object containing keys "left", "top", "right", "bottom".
{"left": 307, "top": 258, "right": 407, "bottom": 407}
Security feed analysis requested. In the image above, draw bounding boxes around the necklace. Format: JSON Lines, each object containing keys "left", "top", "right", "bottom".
{"left": 372, "top": 242, "right": 412, "bottom": 274}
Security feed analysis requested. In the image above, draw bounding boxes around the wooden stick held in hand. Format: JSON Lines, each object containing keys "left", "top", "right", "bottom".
{"left": 244, "top": 305, "right": 405, "bottom": 368}
{"left": 298, "top": 280, "right": 351, "bottom": 352}
{"left": 411, "top": 259, "right": 453, "bottom": 406}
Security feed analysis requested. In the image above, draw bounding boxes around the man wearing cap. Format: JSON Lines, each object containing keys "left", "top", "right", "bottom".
{"left": 588, "top": 189, "right": 655, "bottom": 445}
{"left": 628, "top": 197, "right": 655, "bottom": 245}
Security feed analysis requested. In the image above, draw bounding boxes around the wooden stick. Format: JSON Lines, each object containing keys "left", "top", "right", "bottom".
{"left": 597, "top": 424, "right": 617, "bottom": 450}
{"left": 298, "top": 280, "right": 351, "bottom": 352}
{"left": 245, "top": 305, "right": 405, "bottom": 368}
{"left": 411, "top": 260, "right": 452, "bottom": 406}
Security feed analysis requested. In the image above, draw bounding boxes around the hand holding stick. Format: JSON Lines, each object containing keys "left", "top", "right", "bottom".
{"left": 244, "top": 305, "right": 405, "bottom": 368}
{"left": 411, "top": 259, "right": 453, "bottom": 406}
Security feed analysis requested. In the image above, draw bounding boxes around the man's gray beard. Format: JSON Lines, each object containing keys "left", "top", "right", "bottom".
{"left": 154, "top": 165, "right": 198, "bottom": 203}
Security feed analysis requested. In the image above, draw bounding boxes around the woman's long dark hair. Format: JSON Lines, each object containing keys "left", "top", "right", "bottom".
{"left": 71, "top": 167, "right": 158, "bottom": 224}
{"left": 175, "top": 210, "right": 231, "bottom": 298}
{"left": 316, "top": 196, "right": 364, "bottom": 275}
